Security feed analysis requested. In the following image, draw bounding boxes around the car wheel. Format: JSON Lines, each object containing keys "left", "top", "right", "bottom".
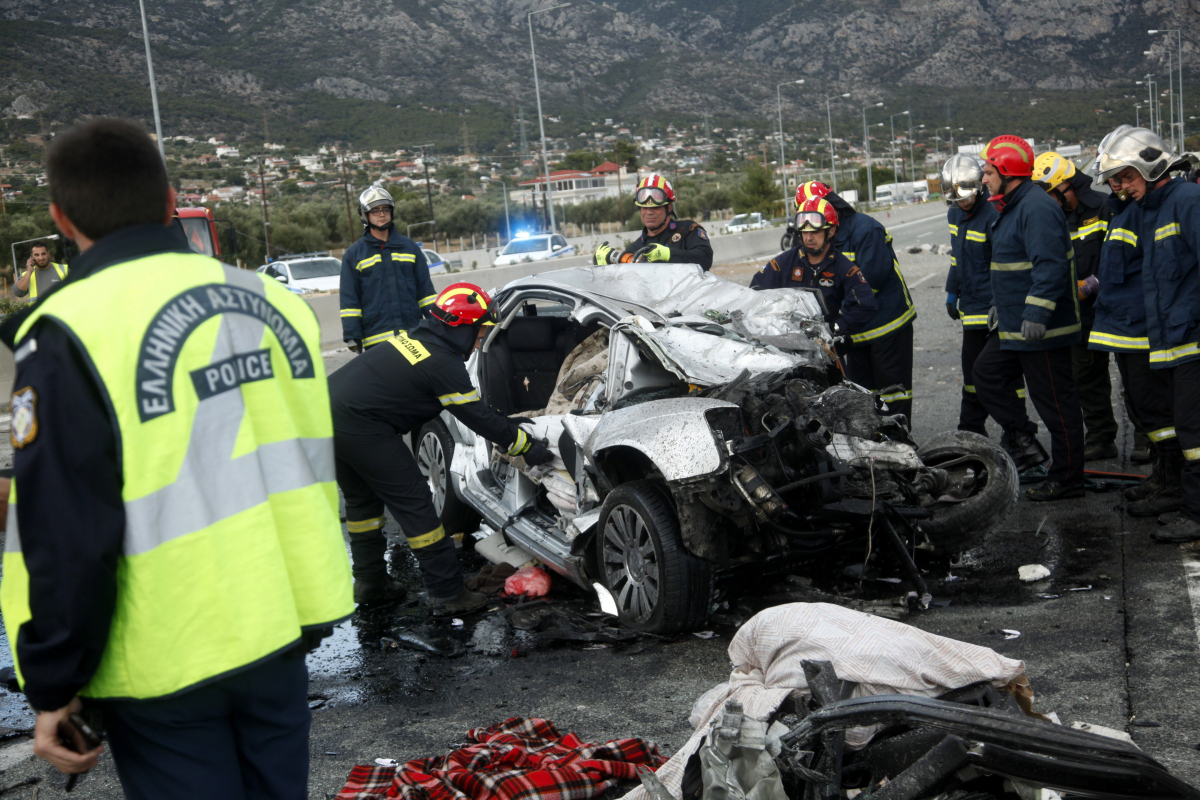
{"left": 595, "top": 481, "right": 713, "bottom": 634}
{"left": 917, "top": 430, "right": 1020, "bottom": 553}
{"left": 416, "top": 419, "right": 480, "bottom": 535}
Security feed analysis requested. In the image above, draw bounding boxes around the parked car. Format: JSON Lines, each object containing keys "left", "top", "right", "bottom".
{"left": 493, "top": 233, "right": 576, "bottom": 266}
{"left": 423, "top": 248, "right": 448, "bottom": 275}
{"left": 257, "top": 253, "right": 341, "bottom": 293}
{"left": 421, "top": 264, "right": 1019, "bottom": 633}
{"left": 727, "top": 212, "right": 769, "bottom": 233}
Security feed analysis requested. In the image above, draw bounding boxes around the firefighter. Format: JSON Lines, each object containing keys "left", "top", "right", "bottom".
{"left": 794, "top": 181, "right": 917, "bottom": 420}
{"left": 328, "top": 282, "right": 555, "bottom": 611}
{"left": 1087, "top": 148, "right": 1178, "bottom": 518}
{"left": 1034, "top": 152, "right": 1118, "bottom": 461}
{"left": 339, "top": 185, "right": 437, "bottom": 351}
{"left": 941, "top": 154, "right": 1036, "bottom": 446}
{"left": 1097, "top": 128, "right": 1200, "bottom": 542}
{"left": 972, "top": 134, "right": 1086, "bottom": 500}
{"left": 594, "top": 174, "right": 713, "bottom": 270}
{"left": 750, "top": 197, "right": 878, "bottom": 340}
{"left": 0, "top": 119, "right": 352, "bottom": 795}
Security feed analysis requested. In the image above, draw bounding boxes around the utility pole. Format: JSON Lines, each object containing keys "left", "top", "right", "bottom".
{"left": 258, "top": 158, "right": 272, "bottom": 260}
{"left": 414, "top": 142, "right": 438, "bottom": 241}
{"left": 137, "top": 0, "right": 165, "bottom": 160}
{"left": 340, "top": 154, "right": 356, "bottom": 242}
{"left": 528, "top": 3, "right": 571, "bottom": 234}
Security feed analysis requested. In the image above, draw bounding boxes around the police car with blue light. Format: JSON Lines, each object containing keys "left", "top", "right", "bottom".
{"left": 492, "top": 232, "right": 576, "bottom": 267}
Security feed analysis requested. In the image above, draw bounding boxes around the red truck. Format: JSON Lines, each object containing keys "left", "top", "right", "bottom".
{"left": 175, "top": 207, "right": 238, "bottom": 263}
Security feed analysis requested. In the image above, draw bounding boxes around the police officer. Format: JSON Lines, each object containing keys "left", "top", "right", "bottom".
{"left": 0, "top": 119, "right": 353, "bottom": 796}
{"left": 941, "top": 154, "right": 1036, "bottom": 444}
{"left": 329, "top": 282, "right": 555, "bottom": 612}
{"left": 973, "top": 134, "right": 1086, "bottom": 501}
{"left": 14, "top": 242, "right": 68, "bottom": 301}
{"left": 1087, "top": 136, "right": 1179, "bottom": 518}
{"left": 1097, "top": 128, "right": 1200, "bottom": 542}
{"left": 594, "top": 174, "right": 713, "bottom": 270}
{"left": 795, "top": 181, "right": 917, "bottom": 420}
{"left": 750, "top": 197, "right": 878, "bottom": 341}
{"left": 340, "top": 185, "right": 437, "bottom": 351}
{"left": 1033, "top": 152, "right": 1118, "bottom": 461}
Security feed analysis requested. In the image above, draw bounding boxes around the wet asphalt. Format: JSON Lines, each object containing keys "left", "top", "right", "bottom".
{"left": 2, "top": 248, "right": 1200, "bottom": 798}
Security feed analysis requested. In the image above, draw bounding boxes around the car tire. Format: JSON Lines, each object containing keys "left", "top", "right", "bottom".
{"left": 416, "top": 419, "right": 480, "bottom": 535}
{"left": 917, "top": 430, "right": 1020, "bottom": 553}
{"left": 595, "top": 481, "right": 713, "bottom": 634}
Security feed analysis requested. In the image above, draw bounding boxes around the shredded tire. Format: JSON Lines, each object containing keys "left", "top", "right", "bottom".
{"left": 595, "top": 481, "right": 713, "bottom": 634}
{"left": 917, "top": 430, "right": 1020, "bottom": 553}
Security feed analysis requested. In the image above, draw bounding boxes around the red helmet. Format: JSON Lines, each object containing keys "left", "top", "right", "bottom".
{"left": 634, "top": 174, "right": 676, "bottom": 207}
{"left": 981, "top": 135, "right": 1034, "bottom": 178}
{"left": 430, "top": 282, "right": 497, "bottom": 327}
{"left": 794, "top": 181, "right": 830, "bottom": 210}
{"left": 796, "top": 197, "right": 838, "bottom": 231}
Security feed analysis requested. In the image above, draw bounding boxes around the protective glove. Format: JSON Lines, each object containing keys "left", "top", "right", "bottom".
{"left": 987, "top": 306, "right": 998, "bottom": 331}
{"left": 522, "top": 439, "right": 555, "bottom": 467}
{"left": 1077, "top": 276, "right": 1100, "bottom": 299}
{"left": 345, "top": 338, "right": 362, "bottom": 354}
{"left": 594, "top": 243, "right": 619, "bottom": 265}
{"left": 1022, "top": 319, "right": 1047, "bottom": 342}
{"left": 946, "top": 293, "right": 960, "bottom": 321}
{"left": 644, "top": 243, "right": 672, "bottom": 262}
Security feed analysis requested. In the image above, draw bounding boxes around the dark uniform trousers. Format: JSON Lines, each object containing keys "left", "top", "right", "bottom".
{"left": 98, "top": 652, "right": 310, "bottom": 800}
{"left": 1165, "top": 361, "right": 1200, "bottom": 521}
{"left": 848, "top": 325, "right": 913, "bottom": 420}
{"left": 973, "top": 333, "right": 1086, "bottom": 483}
{"left": 958, "top": 328, "right": 1030, "bottom": 436}
{"left": 1115, "top": 352, "right": 1175, "bottom": 451}
{"left": 335, "top": 431, "right": 464, "bottom": 598}
{"left": 1071, "top": 345, "right": 1117, "bottom": 446}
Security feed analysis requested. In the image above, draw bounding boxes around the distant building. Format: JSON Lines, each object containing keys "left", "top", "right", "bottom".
{"left": 517, "top": 166, "right": 628, "bottom": 206}
{"left": 216, "top": 146, "right": 239, "bottom": 158}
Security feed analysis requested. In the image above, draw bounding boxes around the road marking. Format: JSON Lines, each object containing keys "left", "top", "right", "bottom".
{"left": 1181, "top": 556, "right": 1200, "bottom": 652}
{"left": 908, "top": 272, "right": 940, "bottom": 289}
{"left": 884, "top": 213, "right": 945, "bottom": 231}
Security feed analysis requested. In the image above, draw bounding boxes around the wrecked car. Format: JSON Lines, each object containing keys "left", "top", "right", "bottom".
{"left": 416, "top": 264, "right": 1019, "bottom": 633}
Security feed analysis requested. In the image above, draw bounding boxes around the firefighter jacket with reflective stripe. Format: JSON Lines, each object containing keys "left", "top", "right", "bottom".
{"left": 943, "top": 198, "right": 998, "bottom": 329}
{"left": 1, "top": 231, "right": 353, "bottom": 703}
{"left": 988, "top": 179, "right": 1081, "bottom": 351}
{"left": 1139, "top": 178, "right": 1200, "bottom": 368}
{"left": 828, "top": 201, "right": 916, "bottom": 345}
{"left": 339, "top": 226, "right": 437, "bottom": 347}
{"left": 328, "top": 320, "right": 529, "bottom": 455}
{"left": 1065, "top": 175, "right": 1112, "bottom": 332}
{"left": 750, "top": 246, "right": 879, "bottom": 335}
{"left": 1089, "top": 194, "right": 1148, "bottom": 353}
{"left": 620, "top": 218, "right": 713, "bottom": 271}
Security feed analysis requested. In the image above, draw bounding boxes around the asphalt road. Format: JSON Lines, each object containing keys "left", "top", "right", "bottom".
{"left": 3, "top": 244, "right": 1200, "bottom": 798}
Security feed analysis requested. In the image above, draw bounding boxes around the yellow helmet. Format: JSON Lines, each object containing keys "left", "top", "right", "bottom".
{"left": 1033, "top": 152, "right": 1076, "bottom": 191}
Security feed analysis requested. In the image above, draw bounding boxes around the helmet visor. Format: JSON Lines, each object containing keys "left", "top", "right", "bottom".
{"left": 795, "top": 211, "right": 831, "bottom": 231}
{"left": 635, "top": 186, "right": 670, "bottom": 207}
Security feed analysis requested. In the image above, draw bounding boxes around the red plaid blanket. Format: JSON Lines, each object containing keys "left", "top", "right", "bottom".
{"left": 336, "top": 717, "right": 666, "bottom": 800}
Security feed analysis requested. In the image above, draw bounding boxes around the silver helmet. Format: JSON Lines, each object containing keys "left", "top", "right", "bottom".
{"left": 358, "top": 185, "right": 395, "bottom": 225}
{"left": 940, "top": 153, "right": 986, "bottom": 205}
{"left": 1090, "top": 123, "right": 1133, "bottom": 176}
{"left": 1097, "top": 127, "right": 1175, "bottom": 184}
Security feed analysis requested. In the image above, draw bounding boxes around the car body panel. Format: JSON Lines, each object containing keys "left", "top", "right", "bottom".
{"left": 586, "top": 397, "right": 735, "bottom": 482}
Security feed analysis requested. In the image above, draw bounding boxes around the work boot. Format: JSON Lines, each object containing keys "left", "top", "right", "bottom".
{"left": 1084, "top": 441, "right": 1118, "bottom": 462}
{"left": 1128, "top": 448, "right": 1184, "bottom": 517}
{"left": 1131, "top": 438, "right": 1152, "bottom": 464}
{"left": 1159, "top": 510, "right": 1187, "bottom": 525}
{"left": 1025, "top": 480, "right": 1085, "bottom": 502}
{"left": 1151, "top": 516, "right": 1200, "bottom": 543}
{"left": 1002, "top": 429, "right": 1049, "bottom": 472}
{"left": 428, "top": 588, "right": 489, "bottom": 617}
{"left": 1124, "top": 444, "right": 1161, "bottom": 501}
{"left": 353, "top": 577, "right": 408, "bottom": 605}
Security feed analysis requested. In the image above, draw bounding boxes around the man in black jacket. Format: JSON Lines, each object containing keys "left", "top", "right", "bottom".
{"left": 1034, "top": 152, "right": 1118, "bottom": 461}
{"left": 594, "top": 174, "right": 713, "bottom": 270}
{"left": 329, "top": 282, "right": 554, "bottom": 613}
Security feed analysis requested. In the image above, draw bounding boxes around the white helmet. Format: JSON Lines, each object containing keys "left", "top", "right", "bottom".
{"left": 940, "top": 153, "right": 986, "bottom": 206}
{"left": 1097, "top": 127, "right": 1175, "bottom": 184}
{"left": 358, "top": 185, "right": 394, "bottom": 225}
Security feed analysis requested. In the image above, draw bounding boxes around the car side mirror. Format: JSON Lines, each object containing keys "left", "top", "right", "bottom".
{"left": 552, "top": 244, "right": 563, "bottom": 251}
{"left": 274, "top": 273, "right": 288, "bottom": 283}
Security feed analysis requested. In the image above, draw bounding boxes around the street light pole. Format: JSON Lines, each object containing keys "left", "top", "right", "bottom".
{"left": 1150, "top": 30, "right": 1185, "bottom": 148}
{"left": 777, "top": 79, "right": 805, "bottom": 213}
{"left": 529, "top": 3, "right": 571, "bottom": 234}
{"left": 905, "top": 111, "right": 916, "bottom": 187}
{"left": 137, "top": 0, "right": 166, "bottom": 160}
{"left": 861, "top": 102, "right": 883, "bottom": 203}
{"left": 825, "top": 93, "right": 851, "bottom": 193}
{"left": 498, "top": 180, "right": 512, "bottom": 242}
{"left": 1150, "top": 49, "right": 1177, "bottom": 151}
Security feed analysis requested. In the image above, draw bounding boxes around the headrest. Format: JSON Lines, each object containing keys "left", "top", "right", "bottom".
{"left": 507, "top": 318, "right": 556, "bottom": 351}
